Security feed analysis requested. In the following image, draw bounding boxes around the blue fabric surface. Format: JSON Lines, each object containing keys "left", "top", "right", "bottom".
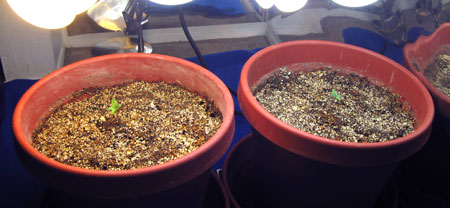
{"left": 342, "top": 27, "right": 432, "bottom": 66}
{"left": 407, "top": 26, "right": 431, "bottom": 43}
{"left": 0, "top": 80, "right": 46, "bottom": 207}
{"left": 343, "top": 27, "right": 404, "bottom": 65}
{"left": 150, "top": 0, "right": 247, "bottom": 16}
{"left": 186, "top": 49, "right": 261, "bottom": 170}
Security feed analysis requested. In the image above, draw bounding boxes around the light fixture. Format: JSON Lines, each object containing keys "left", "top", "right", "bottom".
{"left": 88, "top": 0, "right": 128, "bottom": 32}
{"left": 6, "top": 0, "right": 96, "bottom": 29}
{"left": 332, "top": 0, "right": 379, "bottom": 7}
{"left": 149, "top": 0, "right": 193, "bottom": 6}
{"left": 255, "top": 0, "right": 274, "bottom": 9}
{"left": 89, "top": 0, "right": 192, "bottom": 56}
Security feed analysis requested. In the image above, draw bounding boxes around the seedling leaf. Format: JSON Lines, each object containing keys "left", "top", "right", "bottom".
{"left": 107, "top": 98, "right": 122, "bottom": 114}
{"left": 330, "top": 89, "right": 342, "bottom": 101}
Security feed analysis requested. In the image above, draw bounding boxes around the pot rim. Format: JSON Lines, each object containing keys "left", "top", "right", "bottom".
{"left": 403, "top": 22, "right": 450, "bottom": 116}
{"left": 239, "top": 40, "right": 434, "bottom": 156}
{"left": 12, "top": 53, "right": 235, "bottom": 178}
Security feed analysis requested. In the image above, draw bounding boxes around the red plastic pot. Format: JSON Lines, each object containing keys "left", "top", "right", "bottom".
{"left": 236, "top": 40, "right": 434, "bottom": 207}
{"left": 403, "top": 22, "right": 450, "bottom": 120}
{"left": 12, "top": 53, "right": 235, "bottom": 207}
{"left": 401, "top": 23, "right": 450, "bottom": 200}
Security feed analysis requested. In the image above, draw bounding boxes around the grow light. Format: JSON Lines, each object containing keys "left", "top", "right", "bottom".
{"left": 6, "top": 0, "right": 96, "bottom": 29}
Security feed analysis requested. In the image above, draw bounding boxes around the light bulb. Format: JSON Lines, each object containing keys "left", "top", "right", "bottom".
{"left": 255, "top": 0, "right": 274, "bottom": 9}
{"left": 332, "top": 0, "right": 378, "bottom": 7}
{"left": 149, "top": 0, "right": 193, "bottom": 5}
{"left": 274, "top": 0, "right": 308, "bottom": 13}
{"left": 6, "top": 0, "right": 96, "bottom": 29}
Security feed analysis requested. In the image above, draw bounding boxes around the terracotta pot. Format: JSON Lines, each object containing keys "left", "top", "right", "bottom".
{"left": 403, "top": 22, "right": 450, "bottom": 120}
{"left": 401, "top": 22, "right": 450, "bottom": 200}
{"left": 236, "top": 40, "right": 434, "bottom": 207}
{"left": 12, "top": 53, "right": 235, "bottom": 207}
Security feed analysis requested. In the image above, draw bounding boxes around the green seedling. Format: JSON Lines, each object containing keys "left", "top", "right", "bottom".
{"left": 330, "top": 89, "right": 342, "bottom": 101}
{"left": 107, "top": 98, "right": 122, "bottom": 114}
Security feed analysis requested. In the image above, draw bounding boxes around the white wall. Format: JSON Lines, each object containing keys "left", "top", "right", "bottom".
{"left": 0, "top": 0, "right": 64, "bottom": 82}
{"left": 50, "top": 29, "right": 65, "bottom": 69}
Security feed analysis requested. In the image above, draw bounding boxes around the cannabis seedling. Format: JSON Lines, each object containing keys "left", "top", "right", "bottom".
{"left": 107, "top": 98, "right": 122, "bottom": 114}
{"left": 330, "top": 89, "right": 342, "bottom": 101}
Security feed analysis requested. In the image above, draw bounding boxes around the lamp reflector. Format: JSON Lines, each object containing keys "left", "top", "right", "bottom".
{"left": 87, "top": 0, "right": 128, "bottom": 32}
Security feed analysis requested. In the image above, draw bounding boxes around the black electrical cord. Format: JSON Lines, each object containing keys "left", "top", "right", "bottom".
{"left": 177, "top": 6, "right": 209, "bottom": 71}
{"left": 177, "top": 5, "right": 243, "bottom": 116}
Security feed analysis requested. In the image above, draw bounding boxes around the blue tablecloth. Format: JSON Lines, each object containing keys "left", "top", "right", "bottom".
{"left": 150, "top": 0, "right": 247, "bottom": 16}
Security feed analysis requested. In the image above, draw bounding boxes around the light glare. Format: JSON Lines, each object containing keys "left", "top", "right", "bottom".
{"left": 69, "top": 0, "right": 98, "bottom": 15}
{"left": 255, "top": 0, "right": 274, "bottom": 9}
{"left": 332, "top": 0, "right": 378, "bottom": 7}
{"left": 6, "top": 0, "right": 96, "bottom": 29}
{"left": 149, "top": 0, "right": 193, "bottom": 5}
{"left": 274, "top": 0, "right": 308, "bottom": 13}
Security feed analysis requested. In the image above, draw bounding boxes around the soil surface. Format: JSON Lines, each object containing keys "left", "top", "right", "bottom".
{"left": 32, "top": 81, "right": 222, "bottom": 170}
{"left": 253, "top": 66, "right": 415, "bottom": 143}
{"left": 424, "top": 53, "right": 450, "bottom": 97}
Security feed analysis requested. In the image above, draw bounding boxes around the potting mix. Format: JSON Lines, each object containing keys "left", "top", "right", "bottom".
{"left": 253, "top": 66, "right": 415, "bottom": 143}
{"left": 424, "top": 52, "right": 450, "bottom": 97}
{"left": 32, "top": 81, "right": 222, "bottom": 170}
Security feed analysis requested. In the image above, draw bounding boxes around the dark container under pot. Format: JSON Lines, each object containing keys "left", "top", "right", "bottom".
{"left": 12, "top": 53, "right": 235, "bottom": 208}
{"left": 39, "top": 169, "right": 230, "bottom": 208}
{"left": 223, "top": 134, "right": 400, "bottom": 208}
{"left": 226, "top": 40, "right": 434, "bottom": 208}
{"left": 401, "top": 22, "right": 450, "bottom": 201}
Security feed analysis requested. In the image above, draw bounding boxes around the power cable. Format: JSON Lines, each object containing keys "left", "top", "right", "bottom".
{"left": 177, "top": 5, "right": 243, "bottom": 116}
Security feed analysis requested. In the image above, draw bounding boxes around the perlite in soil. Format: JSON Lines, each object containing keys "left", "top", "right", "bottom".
{"left": 253, "top": 66, "right": 415, "bottom": 143}
{"left": 424, "top": 53, "right": 450, "bottom": 97}
{"left": 32, "top": 81, "right": 223, "bottom": 171}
